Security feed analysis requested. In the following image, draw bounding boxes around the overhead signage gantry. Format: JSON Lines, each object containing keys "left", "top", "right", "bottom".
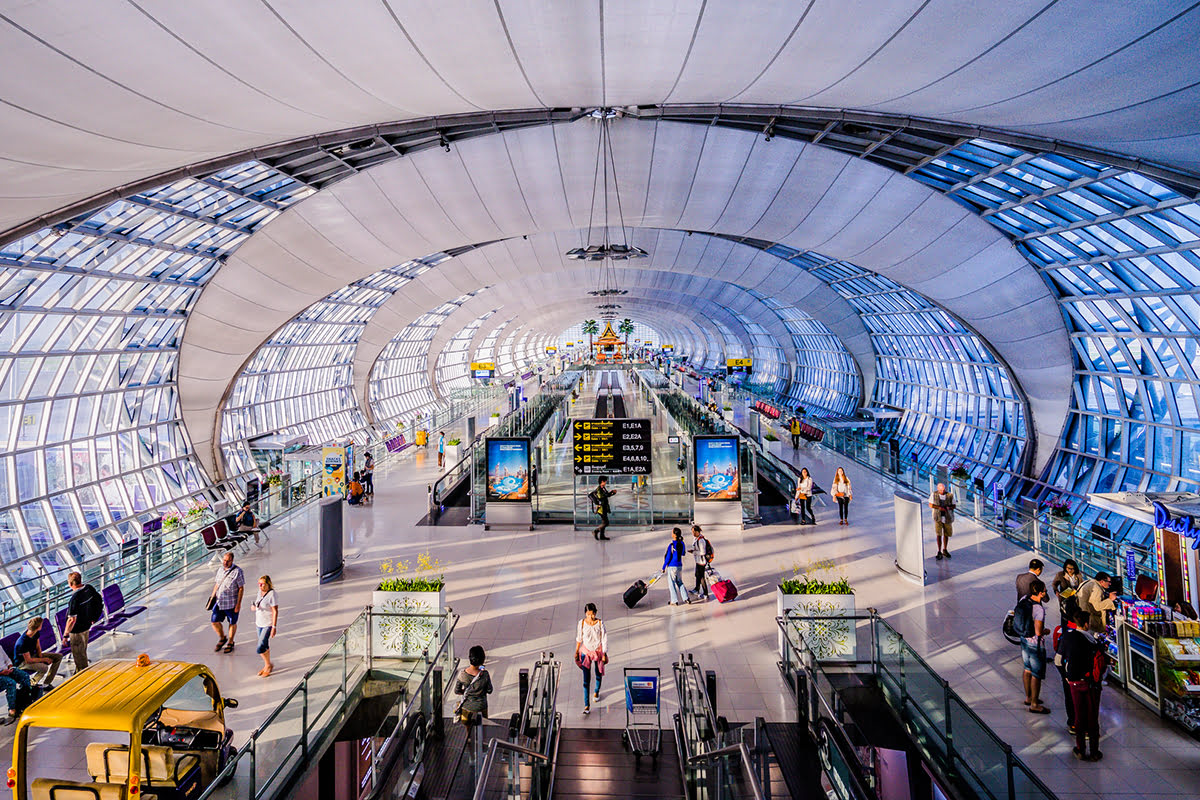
{"left": 573, "top": 418, "right": 652, "bottom": 475}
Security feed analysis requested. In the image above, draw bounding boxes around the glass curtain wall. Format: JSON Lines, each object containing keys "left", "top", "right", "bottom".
{"left": 0, "top": 162, "right": 312, "bottom": 598}
{"left": 910, "top": 140, "right": 1200, "bottom": 545}
{"left": 765, "top": 246, "right": 1029, "bottom": 489}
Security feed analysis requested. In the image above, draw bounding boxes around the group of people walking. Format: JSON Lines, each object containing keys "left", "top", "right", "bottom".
{"left": 792, "top": 466, "right": 853, "bottom": 525}
{"left": 660, "top": 525, "right": 716, "bottom": 605}
{"left": 1012, "top": 558, "right": 1115, "bottom": 762}
{"left": 208, "top": 551, "right": 281, "bottom": 678}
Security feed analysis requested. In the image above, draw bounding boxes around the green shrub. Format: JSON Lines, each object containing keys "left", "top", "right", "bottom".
{"left": 447, "top": 438, "right": 461, "bottom": 446}
{"left": 779, "top": 576, "right": 853, "bottom": 595}
{"left": 764, "top": 432, "right": 779, "bottom": 441}
{"left": 378, "top": 552, "right": 444, "bottom": 592}
{"left": 378, "top": 576, "right": 445, "bottom": 592}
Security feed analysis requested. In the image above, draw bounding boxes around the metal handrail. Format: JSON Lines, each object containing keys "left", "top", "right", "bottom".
{"left": 778, "top": 612, "right": 1062, "bottom": 800}
{"left": 470, "top": 738, "right": 552, "bottom": 800}
{"left": 515, "top": 654, "right": 560, "bottom": 759}
{"left": 196, "top": 608, "right": 458, "bottom": 800}
{"left": 685, "top": 741, "right": 765, "bottom": 800}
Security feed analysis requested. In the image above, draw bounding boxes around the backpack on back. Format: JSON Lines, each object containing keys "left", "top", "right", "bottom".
{"left": 1012, "top": 597, "right": 1036, "bottom": 638}
{"left": 84, "top": 586, "right": 104, "bottom": 627}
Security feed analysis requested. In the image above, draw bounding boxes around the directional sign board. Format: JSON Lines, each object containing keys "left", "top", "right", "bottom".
{"left": 573, "top": 418, "right": 653, "bottom": 475}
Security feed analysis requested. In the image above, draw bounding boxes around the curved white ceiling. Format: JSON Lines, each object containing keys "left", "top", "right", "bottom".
{"left": 352, "top": 229, "right": 876, "bottom": 413}
{"left": 178, "top": 118, "right": 1070, "bottom": 478}
{"left": 3, "top": 0, "right": 1200, "bottom": 235}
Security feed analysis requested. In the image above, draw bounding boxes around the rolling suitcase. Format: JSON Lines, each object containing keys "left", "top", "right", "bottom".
{"left": 623, "top": 573, "right": 662, "bottom": 609}
{"left": 708, "top": 567, "right": 737, "bottom": 603}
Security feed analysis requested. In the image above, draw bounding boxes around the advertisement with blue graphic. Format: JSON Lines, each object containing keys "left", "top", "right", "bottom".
{"left": 694, "top": 435, "right": 740, "bottom": 501}
{"left": 486, "top": 438, "right": 531, "bottom": 502}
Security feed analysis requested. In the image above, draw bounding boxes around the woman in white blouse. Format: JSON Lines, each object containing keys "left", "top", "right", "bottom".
{"left": 832, "top": 467, "right": 852, "bottom": 525}
{"left": 794, "top": 468, "right": 815, "bottom": 525}
{"left": 574, "top": 602, "right": 608, "bottom": 715}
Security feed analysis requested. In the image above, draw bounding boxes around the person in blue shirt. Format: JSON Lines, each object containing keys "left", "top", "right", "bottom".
{"left": 14, "top": 616, "right": 61, "bottom": 688}
{"left": 661, "top": 528, "right": 689, "bottom": 606}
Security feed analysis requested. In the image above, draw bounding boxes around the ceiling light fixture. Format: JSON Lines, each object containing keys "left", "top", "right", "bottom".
{"left": 568, "top": 107, "right": 646, "bottom": 301}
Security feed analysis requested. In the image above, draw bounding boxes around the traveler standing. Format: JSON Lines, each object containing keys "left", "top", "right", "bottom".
{"left": 437, "top": 431, "right": 446, "bottom": 468}
{"left": 363, "top": 452, "right": 375, "bottom": 497}
{"left": 14, "top": 617, "right": 62, "bottom": 687}
{"left": 1059, "top": 609, "right": 1106, "bottom": 761}
{"left": 795, "top": 468, "right": 815, "bottom": 526}
{"left": 252, "top": 575, "right": 279, "bottom": 677}
{"left": 454, "top": 645, "right": 493, "bottom": 722}
{"left": 831, "top": 467, "right": 852, "bottom": 525}
{"left": 61, "top": 572, "right": 103, "bottom": 672}
{"left": 1052, "top": 559, "right": 1084, "bottom": 622}
{"left": 1015, "top": 559, "right": 1044, "bottom": 602}
{"left": 790, "top": 417, "right": 801, "bottom": 449}
{"left": 590, "top": 477, "right": 617, "bottom": 541}
{"left": 209, "top": 552, "right": 245, "bottom": 654}
{"left": 689, "top": 525, "right": 714, "bottom": 601}
{"left": 575, "top": 603, "right": 608, "bottom": 715}
{"left": 1076, "top": 572, "right": 1118, "bottom": 634}
{"left": 662, "top": 528, "right": 689, "bottom": 606}
{"left": 0, "top": 646, "right": 33, "bottom": 724}
{"left": 1016, "top": 579, "right": 1051, "bottom": 714}
{"left": 929, "top": 483, "right": 956, "bottom": 560}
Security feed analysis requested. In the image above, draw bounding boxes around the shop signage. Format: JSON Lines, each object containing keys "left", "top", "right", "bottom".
{"left": 1152, "top": 501, "right": 1200, "bottom": 548}
{"left": 469, "top": 362, "right": 496, "bottom": 371}
{"left": 1125, "top": 549, "right": 1137, "bottom": 582}
{"left": 726, "top": 358, "right": 752, "bottom": 368}
{"left": 573, "top": 418, "right": 652, "bottom": 475}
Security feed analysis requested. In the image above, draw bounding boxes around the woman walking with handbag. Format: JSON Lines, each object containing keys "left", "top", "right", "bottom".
{"left": 575, "top": 603, "right": 608, "bottom": 715}
{"left": 454, "top": 645, "right": 493, "bottom": 724}
{"left": 795, "top": 468, "right": 815, "bottom": 525}
{"left": 831, "top": 467, "right": 852, "bottom": 525}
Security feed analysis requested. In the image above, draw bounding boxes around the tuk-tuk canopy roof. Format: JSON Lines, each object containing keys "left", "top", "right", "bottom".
{"left": 17, "top": 659, "right": 217, "bottom": 733}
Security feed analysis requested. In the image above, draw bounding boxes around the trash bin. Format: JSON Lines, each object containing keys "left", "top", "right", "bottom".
{"left": 415, "top": 429, "right": 428, "bottom": 447}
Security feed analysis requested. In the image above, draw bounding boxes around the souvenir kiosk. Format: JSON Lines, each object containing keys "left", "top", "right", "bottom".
{"left": 1089, "top": 491, "right": 1200, "bottom": 733}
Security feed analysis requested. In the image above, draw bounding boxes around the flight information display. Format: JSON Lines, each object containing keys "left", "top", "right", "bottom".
{"left": 573, "top": 419, "right": 652, "bottom": 475}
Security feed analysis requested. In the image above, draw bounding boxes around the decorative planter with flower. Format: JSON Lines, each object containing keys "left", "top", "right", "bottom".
{"left": 372, "top": 553, "right": 446, "bottom": 658}
{"left": 762, "top": 431, "right": 782, "bottom": 458}
{"left": 1045, "top": 495, "right": 1073, "bottom": 522}
{"left": 778, "top": 562, "right": 856, "bottom": 661}
{"left": 162, "top": 512, "right": 182, "bottom": 532}
{"left": 445, "top": 438, "right": 462, "bottom": 465}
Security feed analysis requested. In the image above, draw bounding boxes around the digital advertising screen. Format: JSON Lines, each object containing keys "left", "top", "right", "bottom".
{"left": 694, "top": 435, "right": 740, "bottom": 501}
{"left": 485, "top": 437, "right": 531, "bottom": 502}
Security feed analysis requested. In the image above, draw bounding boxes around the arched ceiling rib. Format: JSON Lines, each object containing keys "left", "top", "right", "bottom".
{"left": 350, "top": 229, "right": 873, "bottom": 413}
{"left": 180, "top": 118, "right": 1066, "bottom": 477}
{"left": 4, "top": 0, "right": 1200, "bottom": 235}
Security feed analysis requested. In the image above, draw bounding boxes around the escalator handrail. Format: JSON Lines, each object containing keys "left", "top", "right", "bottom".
{"left": 686, "top": 741, "right": 766, "bottom": 800}
{"left": 516, "top": 656, "right": 560, "bottom": 759}
{"left": 470, "top": 737, "right": 552, "bottom": 800}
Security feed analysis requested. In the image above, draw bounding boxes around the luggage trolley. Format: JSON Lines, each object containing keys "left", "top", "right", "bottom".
{"left": 621, "top": 666, "right": 662, "bottom": 761}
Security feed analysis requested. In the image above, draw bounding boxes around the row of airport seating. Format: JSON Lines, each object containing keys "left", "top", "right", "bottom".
{"left": 1, "top": 583, "right": 146, "bottom": 669}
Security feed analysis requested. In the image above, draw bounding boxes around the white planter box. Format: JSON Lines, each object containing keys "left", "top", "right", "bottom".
{"left": 763, "top": 438, "right": 782, "bottom": 458}
{"left": 444, "top": 444, "right": 460, "bottom": 465}
{"left": 372, "top": 588, "right": 446, "bottom": 658}
{"left": 777, "top": 588, "right": 857, "bottom": 661}
{"left": 722, "top": 409, "right": 734, "bottom": 421}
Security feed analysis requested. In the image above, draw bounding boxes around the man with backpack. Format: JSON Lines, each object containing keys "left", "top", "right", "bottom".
{"left": 1013, "top": 579, "right": 1050, "bottom": 714}
{"left": 61, "top": 572, "right": 104, "bottom": 672}
{"left": 689, "top": 525, "right": 714, "bottom": 601}
{"left": 1057, "top": 608, "right": 1108, "bottom": 761}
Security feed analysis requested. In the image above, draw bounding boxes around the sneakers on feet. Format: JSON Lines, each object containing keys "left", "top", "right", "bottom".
{"left": 582, "top": 707, "right": 590, "bottom": 715}
{"left": 944, "top": 550, "right": 952, "bottom": 558}
{"left": 935, "top": 551, "right": 944, "bottom": 560}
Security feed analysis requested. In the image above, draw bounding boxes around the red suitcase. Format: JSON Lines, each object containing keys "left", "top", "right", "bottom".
{"left": 708, "top": 567, "right": 737, "bottom": 603}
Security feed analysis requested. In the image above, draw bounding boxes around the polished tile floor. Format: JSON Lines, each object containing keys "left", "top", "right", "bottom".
{"left": 5, "top": 385, "right": 1197, "bottom": 798}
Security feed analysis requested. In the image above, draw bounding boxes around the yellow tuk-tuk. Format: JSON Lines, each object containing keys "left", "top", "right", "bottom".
{"left": 8, "top": 658, "right": 238, "bottom": 800}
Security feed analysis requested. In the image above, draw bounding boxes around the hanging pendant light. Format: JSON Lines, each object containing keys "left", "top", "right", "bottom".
{"left": 569, "top": 108, "right": 646, "bottom": 300}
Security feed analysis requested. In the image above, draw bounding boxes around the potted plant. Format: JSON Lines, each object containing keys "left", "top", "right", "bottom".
{"left": 372, "top": 552, "right": 447, "bottom": 657}
{"left": 763, "top": 431, "right": 782, "bottom": 457}
{"left": 777, "top": 561, "right": 856, "bottom": 661}
{"left": 162, "top": 512, "right": 182, "bottom": 531}
{"left": 722, "top": 404, "right": 734, "bottom": 421}
{"left": 444, "top": 437, "right": 462, "bottom": 464}
{"left": 1045, "top": 495, "right": 1073, "bottom": 522}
